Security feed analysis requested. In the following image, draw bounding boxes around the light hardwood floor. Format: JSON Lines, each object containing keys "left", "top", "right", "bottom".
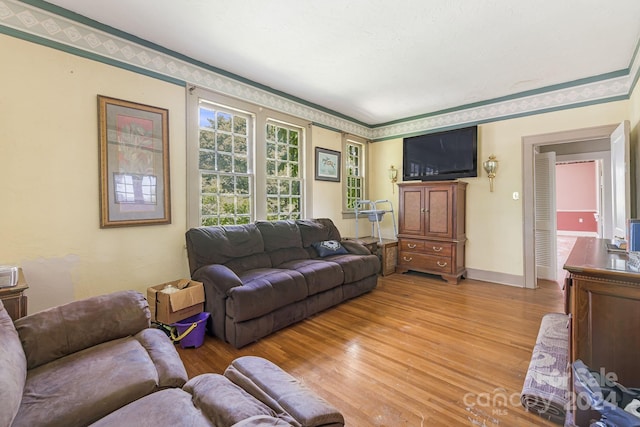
{"left": 177, "top": 273, "right": 564, "bottom": 427}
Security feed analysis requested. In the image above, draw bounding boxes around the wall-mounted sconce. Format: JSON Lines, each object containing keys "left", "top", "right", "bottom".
{"left": 388, "top": 165, "right": 398, "bottom": 193}
{"left": 483, "top": 155, "right": 498, "bottom": 192}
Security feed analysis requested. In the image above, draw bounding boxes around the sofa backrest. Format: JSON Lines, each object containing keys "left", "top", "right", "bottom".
{"left": 256, "top": 220, "right": 310, "bottom": 267}
{"left": 14, "top": 290, "right": 150, "bottom": 370}
{"left": 185, "top": 219, "right": 343, "bottom": 273}
{"left": 296, "top": 218, "right": 342, "bottom": 247}
{"left": 0, "top": 300, "right": 27, "bottom": 427}
{"left": 186, "top": 224, "right": 268, "bottom": 275}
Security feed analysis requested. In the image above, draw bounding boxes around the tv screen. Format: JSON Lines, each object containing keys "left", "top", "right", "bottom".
{"left": 402, "top": 126, "right": 477, "bottom": 181}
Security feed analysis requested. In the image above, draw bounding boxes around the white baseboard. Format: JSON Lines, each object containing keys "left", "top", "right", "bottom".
{"left": 465, "top": 268, "right": 525, "bottom": 288}
{"left": 556, "top": 231, "right": 598, "bottom": 237}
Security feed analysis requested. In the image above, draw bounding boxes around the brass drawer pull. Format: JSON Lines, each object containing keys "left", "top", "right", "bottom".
{"left": 407, "top": 243, "right": 417, "bottom": 249}
{"left": 437, "top": 261, "right": 448, "bottom": 267}
{"left": 432, "top": 246, "right": 443, "bottom": 252}
{"left": 403, "top": 256, "right": 413, "bottom": 262}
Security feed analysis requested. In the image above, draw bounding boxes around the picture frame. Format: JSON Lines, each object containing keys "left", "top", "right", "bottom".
{"left": 98, "top": 95, "right": 171, "bottom": 228}
{"left": 315, "top": 147, "right": 341, "bottom": 182}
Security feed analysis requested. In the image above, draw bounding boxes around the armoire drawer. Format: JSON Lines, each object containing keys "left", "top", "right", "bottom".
{"left": 398, "top": 251, "right": 453, "bottom": 274}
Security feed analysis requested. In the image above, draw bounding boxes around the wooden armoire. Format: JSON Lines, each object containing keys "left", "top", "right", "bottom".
{"left": 396, "top": 181, "right": 467, "bottom": 284}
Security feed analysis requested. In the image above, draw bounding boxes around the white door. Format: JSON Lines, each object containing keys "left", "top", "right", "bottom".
{"left": 611, "top": 121, "right": 631, "bottom": 240}
{"left": 535, "top": 151, "right": 557, "bottom": 280}
{"left": 595, "top": 159, "right": 604, "bottom": 237}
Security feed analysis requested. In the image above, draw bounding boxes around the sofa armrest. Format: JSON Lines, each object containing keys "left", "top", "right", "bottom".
{"left": 193, "top": 264, "right": 243, "bottom": 295}
{"left": 224, "top": 356, "right": 345, "bottom": 427}
{"left": 135, "top": 328, "right": 188, "bottom": 388}
{"left": 15, "top": 290, "right": 150, "bottom": 370}
{"left": 340, "top": 240, "right": 373, "bottom": 255}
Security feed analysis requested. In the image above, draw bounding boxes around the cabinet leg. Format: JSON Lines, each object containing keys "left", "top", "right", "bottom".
{"left": 442, "top": 274, "right": 461, "bottom": 285}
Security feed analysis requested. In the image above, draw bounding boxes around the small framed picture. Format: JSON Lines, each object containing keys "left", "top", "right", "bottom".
{"left": 98, "top": 95, "right": 171, "bottom": 228}
{"left": 315, "top": 147, "right": 341, "bottom": 182}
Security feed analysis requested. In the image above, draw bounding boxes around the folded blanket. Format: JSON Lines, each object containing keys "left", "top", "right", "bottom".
{"left": 520, "top": 313, "right": 570, "bottom": 425}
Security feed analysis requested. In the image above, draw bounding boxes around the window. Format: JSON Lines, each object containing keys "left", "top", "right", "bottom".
{"left": 197, "top": 102, "right": 252, "bottom": 225}
{"left": 343, "top": 135, "right": 367, "bottom": 212}
{"left": 265, "top": 121, "right": 302, "bottom": 220}
{"left": 188, "top": 88, "right": 310, "bottom": 227}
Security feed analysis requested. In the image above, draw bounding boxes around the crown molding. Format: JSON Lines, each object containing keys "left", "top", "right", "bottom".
{"left": 1, "top": 0, "right": 638, "bottom": 141}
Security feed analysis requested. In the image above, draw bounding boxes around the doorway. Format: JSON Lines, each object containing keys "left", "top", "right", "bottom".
{"left": 553, "top": 159, "right": 603, "bottom": 284}
{"left": 522, "top": 124, "right": 619, "bottom": 289}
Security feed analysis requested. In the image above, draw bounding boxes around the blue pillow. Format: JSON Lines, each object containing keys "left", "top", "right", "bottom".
{"left": 312, "top": 240, "right": 348, "bottom": 257}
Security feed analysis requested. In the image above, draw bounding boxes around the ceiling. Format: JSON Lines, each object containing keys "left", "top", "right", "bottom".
{"left": 42, "top": 0, "right": 640, "bottom": 125}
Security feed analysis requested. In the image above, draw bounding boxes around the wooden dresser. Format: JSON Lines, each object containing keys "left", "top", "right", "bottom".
{"left": 396, "top": 181, "right": 467, "bottom": 284}
{"left": 0, "top": 268, "right": 28, "bottom": 321}
{"left": 564, "top": 237, "right": 640, "bottom": 425}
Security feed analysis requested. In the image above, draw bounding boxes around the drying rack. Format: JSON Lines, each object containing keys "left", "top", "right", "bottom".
{"left": 354, "top": 199, "right": 397, "bottom": 243}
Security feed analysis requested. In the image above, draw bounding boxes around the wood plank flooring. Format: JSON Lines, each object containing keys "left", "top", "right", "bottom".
{"left": 177, "top": 273, "right": 564, "bottom": 426}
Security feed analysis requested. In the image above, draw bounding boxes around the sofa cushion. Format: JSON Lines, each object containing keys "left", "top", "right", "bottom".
{"left": 227, "top": 269, "right": 307, "bottom": 322}
{"left": 268, "top": 247, "right": 310, "bottom": 267}
{"left": 224, "top": 253, "right": 272, "bottom": 276}
{"left": 89, "top": 388, "right": 212, "bottom": 427}
{"left": 12, "top": 337, "right": 161, "bottom": 427}
{"left": 0, "top": 301, "right": 26, "bottom": 427}
{"left": 296, "top": 219, "right": 341, "bottom": 247}
{"left": 186, "top": 224, "right": 265, "bottom": 274}
{"left": 278, "top": 259, "right": 344, "bottom": 295}
{"left": 255, "top": 220, "right": 303, "bottom": 251}
{"left": 323, "top": 253, "right": 381, "bottom": 283}
{"left": 14, "top": 290, "right": 150, "bottom": 370}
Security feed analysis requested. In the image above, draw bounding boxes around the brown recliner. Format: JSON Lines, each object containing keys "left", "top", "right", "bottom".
{"left": 0, "top": 291, "right": 344, "bottom": 427}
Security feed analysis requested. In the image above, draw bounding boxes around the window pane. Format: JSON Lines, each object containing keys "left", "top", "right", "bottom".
{"left": 277, "top": 127, "right": 287, "bottom": 143}
{"left": 217, "top": 134, "right": 232, "bottom": 152}
{"left": 266, "top": 179, "right": 278, "bottom": 195}
{"left": 277, "top": 144, "right": 288, "bottom": 161}
{"left": 200, "top": 130, "right": 215, "bottom": 149}
{"left": 201, "top": 174, "right": 217, "bottom": 193}
{"left": 266, "top": 160, "right": 276, "bottom": 176}
{"left": 199, "top": 108, "right": 215, "bottom": 128}
{"left": 235, "top": 136, "right": 247, "bottom": 155}
{"left": 235, "top": 156, "right": 248, "bottom": 174}
{"left": 289, "top": 130, "right": 299, "bottom": 146}
{"left": 218, "top": 154, "right": 233, "bottom": 172}
{"left": 237, "top": 176, "right": 250, "bottom": 194}
{"left": 279, "top": 180, "right": 291, "bottom": 195}
{"left": 217, "top": 112, "right": 232, "bottom": 131}
{"left": 266, "top": 124, "right": 276, "bottom": 140}
{"left": 234, "top": 116, "right": 247, "bottom": 135}
{"left": 199, "top": 152, "right": 216, "bottom": 170}
{"left": 266, "top": 142, "right": 276, "bottom": 160}
{"left": 220, "top": 175, "right": 234, "bottom": 193}
{"left": 289, "top": 146, "right": 298, "bottom": 162}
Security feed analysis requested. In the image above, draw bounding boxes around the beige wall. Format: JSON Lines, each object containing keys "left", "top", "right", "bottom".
{"left": 2, "top": 33, "right": 639, "bottom": 312}
{"left": 1, "top": 35, "right": 189, "bottom": 311}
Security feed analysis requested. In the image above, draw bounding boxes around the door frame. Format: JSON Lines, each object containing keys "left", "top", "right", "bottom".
{"left": 522, "top": 124, "right": 618, "bottom": 289}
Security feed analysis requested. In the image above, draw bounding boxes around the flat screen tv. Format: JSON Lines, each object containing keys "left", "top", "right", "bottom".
{"left": 402, "top": 125, "right": 478, "bottom": 181}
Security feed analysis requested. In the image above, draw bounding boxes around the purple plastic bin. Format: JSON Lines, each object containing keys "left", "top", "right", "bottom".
{"left": 171, "top": 312, "right": 210, "bottom": 349}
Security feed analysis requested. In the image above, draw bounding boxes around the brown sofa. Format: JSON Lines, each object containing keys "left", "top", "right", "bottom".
{"left": 186, "top": 218, "right": 380, "bottom": 348}
{"left": 0, "top": 290, "right": 344, "bottom": 427}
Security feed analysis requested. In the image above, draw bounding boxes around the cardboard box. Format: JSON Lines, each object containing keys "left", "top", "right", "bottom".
{"left": 147, "top": 279, "right": 205, "bottom": 324}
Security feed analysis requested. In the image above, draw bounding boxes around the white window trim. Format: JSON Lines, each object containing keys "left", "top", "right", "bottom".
{"left": 187, "top": 86, "right": 312, "bottom": 228}
{"left": 342, "top": 133, "right": 368, "bottom": 215}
